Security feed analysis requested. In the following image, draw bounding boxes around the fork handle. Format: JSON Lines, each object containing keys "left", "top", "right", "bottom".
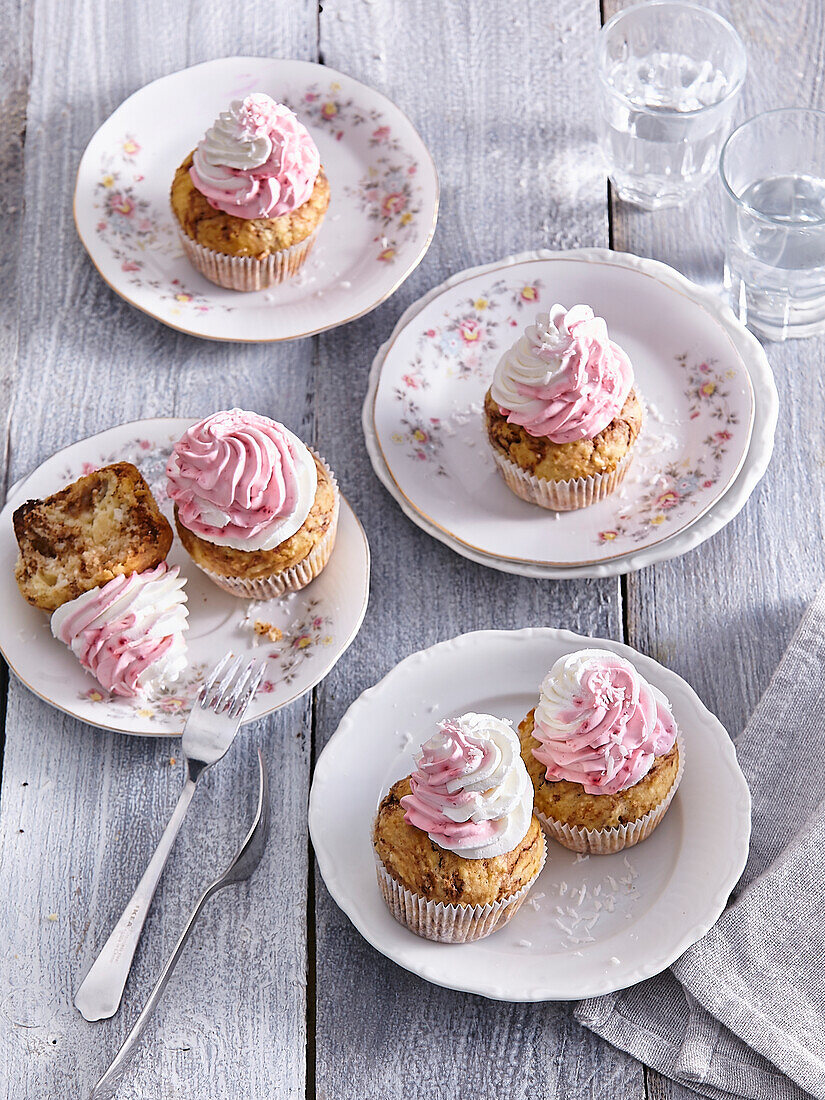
{"left": 89, "top": 881, "right": 219, "bottom": 1100}
{"left": 74, "top": 777, "right": 197, "bottom": 1022}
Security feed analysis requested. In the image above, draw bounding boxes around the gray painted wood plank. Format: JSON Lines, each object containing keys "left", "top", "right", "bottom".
{"left": 607, "top": 1, "right": 825, "bottom": 1097}
{"left": 0, "top": 1, "right": 319, "bottom": 1096}
{"left": 312, "top": 3, "right": 640, "bottom": 1098}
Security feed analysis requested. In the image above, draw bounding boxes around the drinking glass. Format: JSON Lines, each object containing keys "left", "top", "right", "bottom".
{"left": 720, "top": 109, "right": 825, "bottom": 341}
{"left": 597, "top": 1, "right": 747, "bottom": 210}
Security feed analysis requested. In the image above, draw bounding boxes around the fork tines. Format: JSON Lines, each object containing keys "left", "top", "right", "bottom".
{"left": 199, "top": 654, "right": 266, "bottom": 717}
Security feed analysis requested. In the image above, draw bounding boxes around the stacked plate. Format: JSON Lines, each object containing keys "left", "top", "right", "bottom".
{"left": 363, "top": 249, "right": 778, "bottom": 578}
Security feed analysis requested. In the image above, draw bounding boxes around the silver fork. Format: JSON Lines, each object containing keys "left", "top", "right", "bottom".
{"left": 74, "top": 653, "right": 265, "bottom": 1023}
{"left": 89, "top": 748, "right": 270, "bottom": 1100}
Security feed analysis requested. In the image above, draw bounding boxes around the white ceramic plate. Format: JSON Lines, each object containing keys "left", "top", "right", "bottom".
{"left": 310, "top": 628, "right": 750, "bottom": 1002}
{"left": 74, "top": 57, "right": 439, "bottom": 342}
{"left": 364, "top": 250, "right": 778, "bottom": 577}
{"left": 0, "top": 418, "right": 370, "bottom": 737}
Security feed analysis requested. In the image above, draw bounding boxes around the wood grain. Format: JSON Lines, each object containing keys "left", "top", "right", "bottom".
{"left": 1, "top": 0, "right": 817, "bottom": 1096}
{"left": 0, "top": 1, "right": 319, "bottom": 1096}
{"left": 311, "top": 3, "right": 640, "bottom": 1099}
{"left": 606, "top": 1, "right": 825, "bottom": 1097}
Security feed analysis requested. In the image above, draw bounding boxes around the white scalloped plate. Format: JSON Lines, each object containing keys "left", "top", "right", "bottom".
{"left": 0, "top": 418, "right": 370, "bottom": 737}
{"left": 363, "top": 250, "right": 778, "bottom": 577}
{"left": 74, "top": 57, "right": 439, "bottom": 342}
{"left": 309, "top": 628, "right": 750, "bottom": 1001}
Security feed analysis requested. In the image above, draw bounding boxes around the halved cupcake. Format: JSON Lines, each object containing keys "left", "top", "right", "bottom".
{"left": 13, "top": 461, "right": 173, "bottom": 612}
{"left": 171, "top": 93, "right": 330, "bottom": 291}
{"left": 166, "top": 409, "right": 338, "bottom": 599}
{"left": 485, "top": 304, "right": 642, "bottom": 510}
{"left": 519, "top": 649, "right": 683, "bottom": 854}
{"left": 373, "top": 712, "right": 546, "bottom": 943}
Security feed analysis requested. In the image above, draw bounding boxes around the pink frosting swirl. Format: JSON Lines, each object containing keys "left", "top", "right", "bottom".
{"left": 532, "top": 649, "right": 677, "bottom": 796}
{"left": 399, "top": 713, "right": 533, "bottom": 859}
{"left": 166, "top": 409, "right": 317, "bottom": 551}
{"left": 490, "top": 304, "right": 633, "bottom": 443}
{"left": 189, "top": 93, "right": 321, "bottom": 219}
{"left": 50, "top": 564, "right": 189, "bottom": 699}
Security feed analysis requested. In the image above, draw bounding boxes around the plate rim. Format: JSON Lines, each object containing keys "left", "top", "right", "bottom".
{"left": 0, "top": 415, "right": 371, "bottom": 737}
{"left": 73, "top": 55, "right": 440, "bottom": 344}
{"left": 362, "top": 248, "right": 779, "bottom": 578}
{"left": 309, "top": 625, "right": 752, "bottom": 1002}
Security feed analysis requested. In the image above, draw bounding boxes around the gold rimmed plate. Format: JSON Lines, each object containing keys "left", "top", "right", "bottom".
{"left": 0, "top": 418, "right": 370, "bottom": 736}
{"left": 74, "top": 57, "right": 439, "bottom": 342}
{"left": 364, "top": 249, "right": 776, "bottom": 576}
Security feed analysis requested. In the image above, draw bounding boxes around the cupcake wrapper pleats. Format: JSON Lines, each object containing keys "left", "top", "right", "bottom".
{"left": 535, "top": 732, "right": 685, "bottom": 854}
{"left": 490, "top": 445, "right": 636, "bottom": 512}
{"left": 177, "top": 222, "right": 322, "bottom": 292}
{"left": 375, "top": 831, "right": 546, "bottom": 943}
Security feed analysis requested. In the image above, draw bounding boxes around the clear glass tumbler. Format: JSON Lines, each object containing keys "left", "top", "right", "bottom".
{"left": 720, "top": 109, "right": 825, "bottom": 341}
{"left": 597, "top": 1, "right": 747, "bottom": 210}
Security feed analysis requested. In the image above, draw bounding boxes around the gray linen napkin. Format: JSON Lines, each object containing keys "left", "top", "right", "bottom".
{"left": 576, "top": 585, "right": 825, "bottom": 1100}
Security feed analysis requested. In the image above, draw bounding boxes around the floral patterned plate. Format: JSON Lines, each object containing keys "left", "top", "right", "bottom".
{"left": 0, "top": 419, "right": 370, "bottom": 737}
{"left": 73, "top": 57, "right": 438, "bottom": 342}
{"left": 365, "top": 250, "right": 776, "bottom": 574}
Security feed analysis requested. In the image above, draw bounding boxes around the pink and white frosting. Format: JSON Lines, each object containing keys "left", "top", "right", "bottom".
{"left": 189, "top": 93, "right": 321, "bottom": 219}
{"left": 50, "top": 564, "right": 189, "bottom": 699}
{"left": 166, "top": 409, "right": 318, "bottom": 552}
{"left": 490, "top": 304, "right": 633, "bottom": 443}
{"left": 532, "top": 649, "right": 677, "bottom": 796}
{"left": 400, "top": 713, "right": 533, "bottom": 859}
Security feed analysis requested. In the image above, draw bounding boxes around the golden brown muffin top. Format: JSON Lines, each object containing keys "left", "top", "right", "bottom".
{"left": 170, "top": 152, "right": 331, "bottom": 257}
{"left": 485, "top": 387, "right": 643, "bottom": 483}
{"left": 175, "top": 454, "right": 337, "bottom": 580}
{"left": 518, "top": 709, "right": 679, "bottom": 831}
{"left": 13, "top": 462, "right": 172, "bottom": 611}
{"left": 373, "top": 776, "right": 545, "bottom": 907}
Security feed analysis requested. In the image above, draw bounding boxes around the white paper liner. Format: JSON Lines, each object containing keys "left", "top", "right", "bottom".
{"left": 491, "top": 444, "right": 635, "bottom": 511}
{"left": 177, "top": 222, "right": 322, "bottom": 291}
{"left": 187, "top": 453, "right": 339, "bottom": 600}
{"left": 375, "top": 830, "right": 547, "bottom": 943}
{"left": 535, "top": 732, "right": 685, "bottom": 855}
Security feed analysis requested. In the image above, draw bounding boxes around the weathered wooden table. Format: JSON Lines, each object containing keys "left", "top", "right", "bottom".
{"left": 1, "top": 1, "right": 822, "bottom": 1096}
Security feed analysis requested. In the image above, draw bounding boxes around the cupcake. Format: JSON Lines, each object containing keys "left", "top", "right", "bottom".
{"left": 51, "top": 563, "right": 189, "bottom": 699}
{"left": 373, "top": 712, "right": 546, "bottom": 943}
{"left": 519, "top": 649, "right": 683, "bottom": 854}
{"left": 13, "top": 462, "right": 173, "bottom": 612}
{"left": 166, "top": 409, "right": 338, "bottom": 599}
{"left": 485, "top": 304, "right": 643, "bottom": 510}
{"left": 171, "top": 93, "right": 330, "bottom": 291}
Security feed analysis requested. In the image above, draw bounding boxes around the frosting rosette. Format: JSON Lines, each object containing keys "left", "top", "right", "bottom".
{"left": 490, "top": 304, "right": 633, "bottom": 443}
{"left": 50, "top": 563, "right": 188, "bottom": 699}
{"left": 401, "top": 712, "right": 533, "bottom": 859}
{"left": 166, "top": 409, "right": 318, "bottom": 552}
{"left": 190, "top": 93, "right": 321, "bottom": 219}
{"left": 532, "top": 649, "right": 677, "bottom": 796}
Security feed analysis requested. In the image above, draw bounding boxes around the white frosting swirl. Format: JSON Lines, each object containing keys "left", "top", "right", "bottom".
{"left": 198, "top": 99, "right": 273, "bottom": 172}
{"left": 490, "top": 304, "right": 633, "bottom": 443}
{"left": 166, "top": 410, "right": 318, "bottom": 552}
{"left": 400, "top": 712, "right": 534, "bottom": 859}
{"left": 534, "top": 648, "right": 677, "bottom": 795}
{"left": 51, "top": 564, "right": 189, "bottom": 699}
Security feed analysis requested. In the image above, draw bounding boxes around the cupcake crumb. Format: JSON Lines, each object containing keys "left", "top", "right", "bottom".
{"left": 253, "top": 621, "right": 283, "bottom": 643}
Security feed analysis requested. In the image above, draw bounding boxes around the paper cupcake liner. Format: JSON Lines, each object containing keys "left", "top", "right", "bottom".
{"left": 374, "top": 831, "right": 546, "bottom": 943}
{"left": 536, "top": 732, "right": 685, "bottom": 855}
{"left": 191, "top": 453, "right": 339, "bottom": 600}
{"left": 491, "top": 445, "right": 635, "bottom": 512}
{"left": 177, "top": 222, "right": 322, "bottom": 291}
